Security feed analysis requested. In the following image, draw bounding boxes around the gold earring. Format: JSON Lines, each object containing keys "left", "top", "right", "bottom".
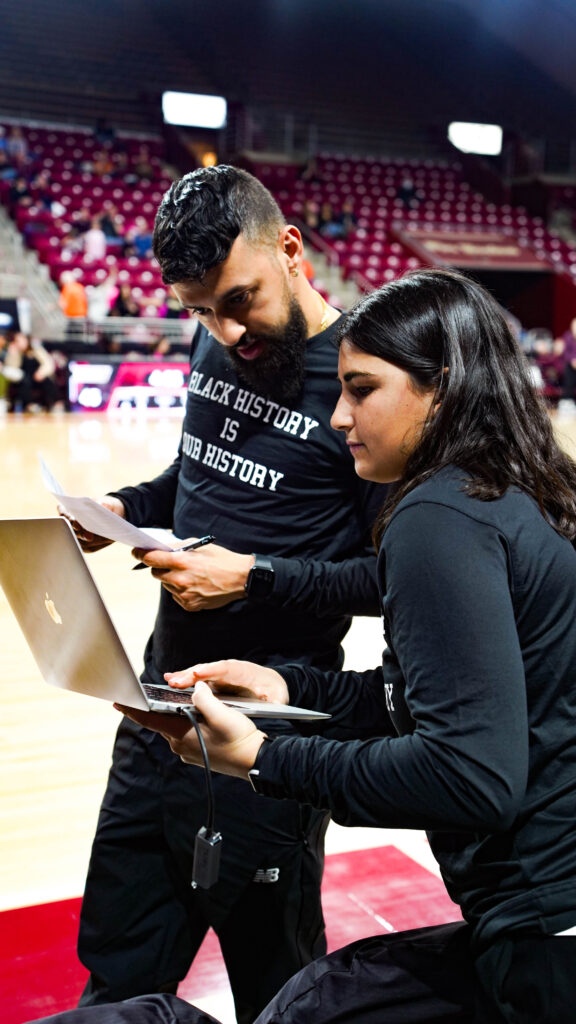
{"left": 290, "top": 267, "right": 299, "bottom": 277}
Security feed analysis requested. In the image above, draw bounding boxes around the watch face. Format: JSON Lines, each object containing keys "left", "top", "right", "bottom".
{"left": 247, "top": 561, "right": 274, "bottom": 599}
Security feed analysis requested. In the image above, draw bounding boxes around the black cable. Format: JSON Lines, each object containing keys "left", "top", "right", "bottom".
{"left": 182, "top": 706, "right": 215, "bottom": 832}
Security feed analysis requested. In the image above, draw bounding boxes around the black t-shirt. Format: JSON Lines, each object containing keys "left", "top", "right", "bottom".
{"left": 113, "top": 320, "right": 384, "bottom": 679}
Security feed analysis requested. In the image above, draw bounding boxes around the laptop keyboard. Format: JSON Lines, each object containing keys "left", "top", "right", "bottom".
{"left": 142, "top": 684, "right": 195, "bottom": 705}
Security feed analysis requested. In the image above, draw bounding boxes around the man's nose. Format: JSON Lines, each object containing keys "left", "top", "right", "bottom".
{"left": 214, "top": 318, "right": 247, "bottom": 347}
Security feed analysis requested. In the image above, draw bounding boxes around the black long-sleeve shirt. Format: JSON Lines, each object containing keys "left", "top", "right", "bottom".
{"left": 253, "top": 467, "right": 576, "bottom": 946}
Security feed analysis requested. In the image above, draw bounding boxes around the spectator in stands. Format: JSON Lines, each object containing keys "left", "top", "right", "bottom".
{"left": 396, "top": 175, "right": 419, "bottom": 210}
{"left": 339, "top": 196, "right": 357, "bottom": 238}
{"left": 4, "top": 331, "right": 58, "bottom": 412}
{"left": 86, "top": 269, "right": 119, "bottom": 321}
{"left": 109, "top": 282, "right": 140, "bottom": 317}
{"left": 99, "top": 204, "right": 125, "bottom": 249}
{"left": 111, "top": 150, "right": 130, "bottom": 179}
{"left": 302, "top": 199, "right": 320, "bottom": 231}
{"left": 30, "top": 168, "right": 53, "bottom": 211}
{"left": 83, "top": 216, "right": 107, "bottom": 260}
{"left": 69, "top": 206, "right": 93, "bottom": 238}
{"left": 133, "top": 145, "right": 154, "bottom": 179}
{"left": 318, "top": 200, "right": 345, "bottom": 239}
{"left": 92, "top": 151, "right": 115, "bottom": 176}
{"left": 6, "top": 125, "right": 28, "bottom": 168}
{"left": 94, "top": 117, "right": 116, "bottom": 147}
{"left": 59, "top": 271, "right": 88, "bottom": 321}
{"left": 0, "top": 149, "right": 17, "bottom": 180}
{"left": 556, "top": 317, "right": 576, "bottom": 416}
{"left": 9, "top": 174, "right": 33, "bottom": 211}
{"left": 124, "top": 215, "right": 153, "bottom": 259}
{"left": 150, "top": 334, "right": 174, "bottom": 360}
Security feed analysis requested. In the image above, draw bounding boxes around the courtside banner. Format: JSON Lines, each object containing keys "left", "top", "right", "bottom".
{"left": 396, "top": 227, "right": 551, "bottom": 271}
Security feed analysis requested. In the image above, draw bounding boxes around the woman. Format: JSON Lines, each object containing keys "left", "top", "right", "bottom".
{"left": 38, "top": 270, "right": 576, "bottom": 1023}
{"left": 4, "top": 331, "right": 58, "bottom": 412}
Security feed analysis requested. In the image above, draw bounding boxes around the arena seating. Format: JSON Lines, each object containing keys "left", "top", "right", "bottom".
{"left": 0, "top": 122, "right": 171, "bottom": 315}
{"left": 4, "top": 122, "right": 576, "bottom": 350}
{"left": 256, "top": 154, "right": 576, "bottom": 293}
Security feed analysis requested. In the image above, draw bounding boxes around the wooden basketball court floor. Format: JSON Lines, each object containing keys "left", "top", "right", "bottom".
{"left": 2, "top": 406, "right": 576, "bottom": 1022}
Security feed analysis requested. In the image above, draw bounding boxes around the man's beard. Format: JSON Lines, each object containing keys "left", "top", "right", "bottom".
{"left": 225, "top": 294, "right": 309, "bottom": 403}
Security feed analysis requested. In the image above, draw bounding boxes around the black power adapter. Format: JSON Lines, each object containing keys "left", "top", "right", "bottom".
{"left": 192, "top": 826, "right": 223, "bottom": 889}
{"left": 182, "top": 707, "right": 223, "bottom": 890}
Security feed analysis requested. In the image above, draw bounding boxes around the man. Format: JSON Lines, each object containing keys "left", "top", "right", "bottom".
{"left": 71, "top": 165, "right": 384, "bottom": 1023}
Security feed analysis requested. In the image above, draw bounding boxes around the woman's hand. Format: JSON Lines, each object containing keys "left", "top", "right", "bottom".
{"left": 165, "top": 658, "right": 290, "bottom": 705}
{"left": 116, "top": 681, "right": 267, "bottom": 777}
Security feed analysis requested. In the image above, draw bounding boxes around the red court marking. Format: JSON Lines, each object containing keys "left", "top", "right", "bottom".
{"left": 1, "top": 845, "right": 461, "bottom": 1023}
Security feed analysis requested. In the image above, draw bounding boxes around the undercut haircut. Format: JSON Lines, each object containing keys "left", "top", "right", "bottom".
{"left": 153, "top": 165, "right": 285, "bottom": 285}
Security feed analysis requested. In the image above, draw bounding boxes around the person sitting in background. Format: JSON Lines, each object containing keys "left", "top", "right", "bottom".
{"left": 83, "top": 216, "right": 107, "bottom": 260}
{"left": 396, "top": 174, "right": 419, "bottom": 209}
{"left": 318, "top": 200, "right": 344, "bottom": 239}
{"left": 109, "top": 282, "right": 140, "bottom": 317}
{"left": 4, "top": 332, "right": 58, "bottom": 412}
{"left": 86, "top": 269, "right": 119, "bottom": 321}
{"left": 92, "top": 150, "right": 114, "bottom": 176}
{"left": 99, "top": 204, "right": 125, "bottom": 249}
{"left": 133, "top": 145, "right": 154, "bottom": 180}
{"left": 8, "top": 174, "right": 32, "bottom": 212}
{"left": 68, "top": 205, "right": 93, "bottom": 239}
{"left": 94, "top": 117, "right": 116, "bottom": 147}
{"left": 0, "top": 149, "right": 16, "bottom": 180}
{"left": 302, "top": 199, "right": 320, "bottom": 231}
{"left": 339, "top": 196, "right": 357, "bottom": 238}
{"left": 124, "top": 215, "right": 153, "bottom": 259}
{"left": 150, "top": 335, "right": 173, "bottom": 360}
{"left": 30, "top": 168, "right": 53, "bottom": 211}
{"left": 6, "top": 125, "right": 28, "bottom": 168}
{"left": 58, "top": 271, "right": 88, "bottom": 339}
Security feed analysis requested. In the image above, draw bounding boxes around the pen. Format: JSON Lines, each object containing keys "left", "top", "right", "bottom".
{"left": 132, "top": 534, "right": 216, "bottom": 570}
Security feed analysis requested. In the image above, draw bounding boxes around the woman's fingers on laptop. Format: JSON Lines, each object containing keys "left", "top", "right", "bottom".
{"left": 165, "top": 660, "right": 289, "bottom": 704}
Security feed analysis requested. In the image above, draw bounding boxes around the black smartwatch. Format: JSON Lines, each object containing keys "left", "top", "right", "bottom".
{"left": 244, "top": 554, "right": 275, "bottom": 601}
{"left": 247, "top": 736, "right": 274, "bottom": 793}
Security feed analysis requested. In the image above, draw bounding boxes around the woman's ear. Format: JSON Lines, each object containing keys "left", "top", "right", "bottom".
{"left": 433, "top": 367, "right": 449, "bottom": 412}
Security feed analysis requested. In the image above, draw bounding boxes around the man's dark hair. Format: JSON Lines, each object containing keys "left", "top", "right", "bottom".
{"left": 338, "top": 268, "right": 576, "bottom": 543}
{"left": 153, "top": 165, "right": 285, "bottom": 285}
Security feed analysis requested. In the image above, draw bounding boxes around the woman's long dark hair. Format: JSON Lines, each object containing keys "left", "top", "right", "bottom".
{"left": 337, "top": 269, "right": 576, "bottom": 545}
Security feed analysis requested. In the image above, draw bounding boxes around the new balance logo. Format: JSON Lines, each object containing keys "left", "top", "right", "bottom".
{"left": 253, "top": 867, "right": 280, "bottom": 884}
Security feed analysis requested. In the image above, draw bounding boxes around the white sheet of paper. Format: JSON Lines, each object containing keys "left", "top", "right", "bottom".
{"left": 39, "top": 454, "right": 182, "bottom": 551}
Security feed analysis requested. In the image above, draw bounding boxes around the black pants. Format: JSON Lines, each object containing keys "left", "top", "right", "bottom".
{"left": 77, "top": 718, "right": 328, "bottom": 1024}
{"left": 32, "top": 923, "right": 576, "bottom": 1024}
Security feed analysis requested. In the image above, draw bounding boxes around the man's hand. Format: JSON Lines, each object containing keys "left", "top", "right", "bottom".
{"left": 116, "top": 681, "right": 267, "bottom": 777}
{"left": 131, "top": 542, "right": 255, "bottom": 611}
{"left": 58, "top": 497, "right": 126, "bottom": 552}
{"left": 165, "top": 658, "right": 290, "bottom": 705}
